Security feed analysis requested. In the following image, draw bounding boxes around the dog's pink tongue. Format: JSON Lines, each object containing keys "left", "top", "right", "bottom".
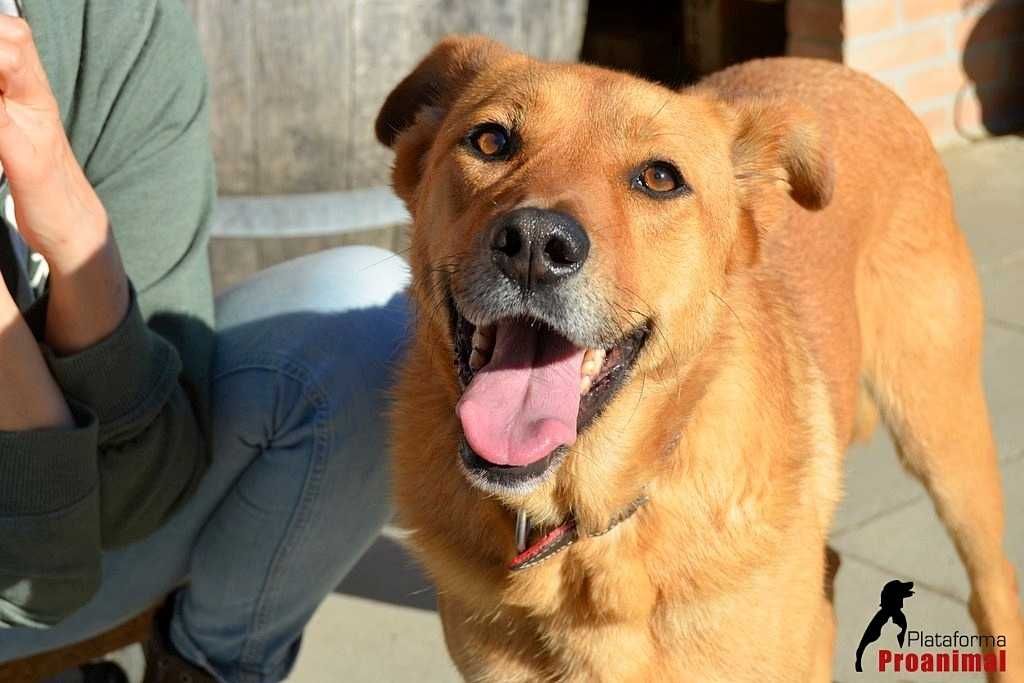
{"left": 457, "top": 322, "right": 585, "bottom": 466}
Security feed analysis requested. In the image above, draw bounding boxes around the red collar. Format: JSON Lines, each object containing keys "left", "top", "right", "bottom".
{"left": 508, "top": 495, "right": 649, "bottom": 572}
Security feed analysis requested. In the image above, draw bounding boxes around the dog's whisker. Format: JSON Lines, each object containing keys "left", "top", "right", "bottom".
{"left": 359, "top": 245, "right": 415, "bottom": 273}
{"left": 709, "top": 289, "right": 750, "bottom": 341}
{"left": 639, "top": 94, "right": 674, "bottom": 137}
{"left": 612, "top": 285, "right": 683, "bottom": 384}
{"left": 625, "top": 369, "right": 648, "bottom": 430}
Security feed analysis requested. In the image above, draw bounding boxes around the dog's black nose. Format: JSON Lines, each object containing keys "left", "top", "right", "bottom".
{"left": 489, "top": 208, "right": 590, "bottom": 290}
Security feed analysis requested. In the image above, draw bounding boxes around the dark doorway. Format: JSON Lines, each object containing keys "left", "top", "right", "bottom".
{"left": 580, "top": 0, "right": 789, "bottom": 87}
{"left": 580, "top": 2, "right": 691, "bottom": 87}
{"left": 721, "top": 0, "right": 789, "bottom": 66}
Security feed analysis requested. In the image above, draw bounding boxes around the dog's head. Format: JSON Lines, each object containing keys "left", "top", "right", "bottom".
{"left": 378, "top": 37, "right": 833, "bottom": 506}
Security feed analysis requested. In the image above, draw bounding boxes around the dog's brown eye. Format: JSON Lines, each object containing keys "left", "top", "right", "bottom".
{"left": 475, "top": 130, "right": 506, "bottom": 156}
{"left": 467, "top": 124, "right": 513, "bottom": 160}
{"left": 637, "top": 162, "right": 685, "bottom": 195}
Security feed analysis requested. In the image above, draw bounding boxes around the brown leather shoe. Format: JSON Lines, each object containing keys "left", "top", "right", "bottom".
{"left": 141, "top": 598, "right": 216, "bottom": 683}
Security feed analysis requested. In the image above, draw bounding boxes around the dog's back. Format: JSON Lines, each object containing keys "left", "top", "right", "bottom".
{"left": 711, "top": 59, "right": 1024, "bottom": 679}
{"left": 706, "top": 58, "right": 965, "bottom": 447}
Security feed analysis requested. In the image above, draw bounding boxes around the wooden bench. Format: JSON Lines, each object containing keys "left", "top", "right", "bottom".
{"left": 0, "top": 608, "right": 156, "bottom": 682}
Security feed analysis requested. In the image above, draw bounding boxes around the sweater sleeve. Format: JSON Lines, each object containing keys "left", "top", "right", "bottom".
{"left": 0, "top": 404, "right": 102, "bottom": 628}
{"left": 0, "top": 0, "right": 216, "bottom": 627}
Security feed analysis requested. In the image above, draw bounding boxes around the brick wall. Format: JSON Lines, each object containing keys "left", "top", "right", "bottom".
{"left": 788, "top": 0, "right": 1024, "bottom": 145}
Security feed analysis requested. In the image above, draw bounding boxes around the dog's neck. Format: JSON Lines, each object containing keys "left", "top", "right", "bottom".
{"left": 507, "top": 492, "right": 649, "bottom": 572}
{"left": 497, "top": 279, "right": 818, "bottom": 612}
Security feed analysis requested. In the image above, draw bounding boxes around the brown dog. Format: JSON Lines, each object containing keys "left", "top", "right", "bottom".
{"left": 377, "top": 36, "right": 1023, "bottom": 682}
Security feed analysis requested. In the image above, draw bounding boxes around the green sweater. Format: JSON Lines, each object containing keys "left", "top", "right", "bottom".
{"left": 0, "top": 0, "right": 214, "bottom": 627}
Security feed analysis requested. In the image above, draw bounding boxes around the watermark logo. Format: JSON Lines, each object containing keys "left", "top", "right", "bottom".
{"left": 854, "top": 579, "right": 1008, "bottom": 675}
{"left": 855, "top": 579, "right": 915, "bottom": 672}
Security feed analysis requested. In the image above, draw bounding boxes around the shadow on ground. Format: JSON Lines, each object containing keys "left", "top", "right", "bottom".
{"left": 958, "top": 0, "right": 1024, "bottom": 138}
{"left": 336, "top": 533, "right": 438, "bottom": 612}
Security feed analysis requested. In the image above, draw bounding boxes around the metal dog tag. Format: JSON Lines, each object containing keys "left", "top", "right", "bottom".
{"left": 515, "top": 510, "right": 529, "bottom": 552}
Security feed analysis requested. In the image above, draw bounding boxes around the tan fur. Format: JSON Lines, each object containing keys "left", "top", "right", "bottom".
{"left": 380, "top": 38, "right": 1024, "bottom": 682}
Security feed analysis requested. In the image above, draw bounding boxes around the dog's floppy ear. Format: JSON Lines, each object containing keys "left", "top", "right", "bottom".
{"left": 728, "top": 97, "right": 834, "bottom": 212}
{"left": 375, "top": 36, "right": 510, "bottom": 202}
{"left": 375, "top": 35, "right": 509, "bottom": 147}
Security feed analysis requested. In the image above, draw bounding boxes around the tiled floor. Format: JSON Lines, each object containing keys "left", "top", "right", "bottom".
{"left": 286, "top": 137, "right": 1024, "bottom": 683}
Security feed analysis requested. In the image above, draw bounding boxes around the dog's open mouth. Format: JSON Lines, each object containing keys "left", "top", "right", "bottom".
{"left": 448, "top": 296, "right": 650, "bottom": 489}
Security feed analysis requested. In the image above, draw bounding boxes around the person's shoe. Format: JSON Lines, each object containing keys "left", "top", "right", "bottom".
{"left": 45, "top": 661, "right": 128, "bottom": 683}
{"left": 141, "top": 596, "right": 216, "bottom": 683}
{"left": 80, "top": 662, "right": 130, "bottom": 683}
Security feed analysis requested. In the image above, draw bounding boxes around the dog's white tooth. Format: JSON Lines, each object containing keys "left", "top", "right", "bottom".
{"left": 582, "top": 347, "right": 606, "bottom": 367}
{"left": 470, "top": 349, "right": 487, "bottom": 370}
{"left": 580, "top": 375, "right": 592, "bottom": 396}
{"left": 580, "top": 348, "right": 606, "bottom": 379}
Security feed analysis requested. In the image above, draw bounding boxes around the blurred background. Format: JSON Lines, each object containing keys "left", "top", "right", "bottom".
{"left": 179, "top": 0, "right": 1024, "bottom": 293}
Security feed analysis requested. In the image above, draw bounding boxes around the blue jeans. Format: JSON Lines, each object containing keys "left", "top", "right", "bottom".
{"left": 0, "top": 246, "right": 410, "bottom": 683}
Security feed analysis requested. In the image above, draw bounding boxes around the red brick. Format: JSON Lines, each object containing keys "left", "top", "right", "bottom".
{"left": 870, "top": 70, "right": 909, "bottom": 96}
{"left": 788, "top": 0, "right": 844, "bottom": 42}
{"left": 956, "top": 2, "right": 1024, "bottom": 50}
{"left": 846, "top": 25, "right": 950, "bottom": 72}
{"left": 902, "top": 0, "right": 968, "bottom": 23}
{"left": 905, "top": 62, "right": 970, "bottom": 101}
{"left": 915, "top": 104, "right": 957, "bottom": 141}
{"left": 901, "top": 49, "right": 1004, "bottom": 103}
{"left": 787, "top": 37, "right": 844, "bottom": 61}
{"left": 846, "top": 1, "right": 900, "bottom": 37}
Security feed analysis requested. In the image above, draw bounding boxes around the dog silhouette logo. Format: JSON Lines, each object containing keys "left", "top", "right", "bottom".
{"left": 855, "top": 580, "right": 915, "bottom": 672}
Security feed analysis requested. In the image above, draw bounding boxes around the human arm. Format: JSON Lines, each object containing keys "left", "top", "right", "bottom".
{"left": 0, "top": 0, "right": 216, "bottom": 627}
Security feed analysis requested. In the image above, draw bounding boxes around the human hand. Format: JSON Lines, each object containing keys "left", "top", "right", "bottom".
{"left": 0, "top": 16, "right": 129, "bottom": 354}
{"left": 0, "top": 16, "right": 108, "bottom": 275}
